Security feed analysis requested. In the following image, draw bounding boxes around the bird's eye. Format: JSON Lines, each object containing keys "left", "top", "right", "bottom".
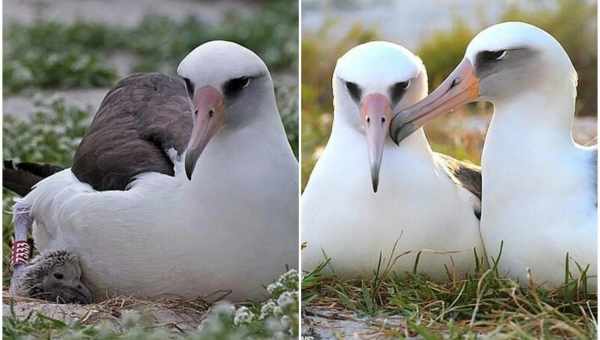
{"left": 481, "top": 50, "right": 508, "bottom": 62}
{"left": 345, "top": 81, "right": 361, "bottom": 102}
{"left": 395, "top": 80, "right": 410, "bottom": 89}
{"left": 54, "top": 273, "right": 64, "bottom": 280}
{"left": 390, "top": 80, "right": 410, "bottom": 104}
{"left": 223, "top": 76, "right": 252, "bottom": 97}
{"left": 183, "top": 77, "right": 194, "bottom": 98}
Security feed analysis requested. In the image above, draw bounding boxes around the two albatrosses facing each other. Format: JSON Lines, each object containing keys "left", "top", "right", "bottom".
{"left": 302, "top": 42, "right": 484, "bottom": 280}
{"left": 391, "top": 22, "right": 597, "bottom": 288}
{"left": 5, "top": 41, "right": 298, "bottom": 302}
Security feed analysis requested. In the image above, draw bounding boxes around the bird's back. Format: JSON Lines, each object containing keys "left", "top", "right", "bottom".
{"left": 72, "top": 73, "right": 193, "bottom": 191}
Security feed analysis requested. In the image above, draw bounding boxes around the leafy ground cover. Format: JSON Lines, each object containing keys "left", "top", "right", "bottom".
{"left": 4, "top": 1, "right": 298, "bottom": 94}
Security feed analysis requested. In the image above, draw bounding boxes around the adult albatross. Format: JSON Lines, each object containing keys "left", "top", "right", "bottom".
{"left": 391, "top": 22, "right": 597, "bottom": 288}
{"left": 6, "top": 41, "right": 298, "bottom": 301}
{"left": 302, "top": 42, "right": 483, "bottom": 280}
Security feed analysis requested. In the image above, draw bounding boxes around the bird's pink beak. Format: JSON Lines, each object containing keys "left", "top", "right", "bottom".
{"left": 390, "top": 58, "right": 480, "bottom": 144}
{"left": 361, "top": 93, "right": 392, "bottom": 193}
{"left": 185, "top": 86, "right": 225, "bottom": 179}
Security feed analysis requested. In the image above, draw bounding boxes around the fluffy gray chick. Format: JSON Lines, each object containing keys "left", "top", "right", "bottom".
{"left": 10, "top": 249, "right": 93, "bottom": 304}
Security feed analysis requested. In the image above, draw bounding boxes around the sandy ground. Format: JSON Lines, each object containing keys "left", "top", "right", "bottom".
{"left": 302, "top": 306, "right": 408, "bottom": 339}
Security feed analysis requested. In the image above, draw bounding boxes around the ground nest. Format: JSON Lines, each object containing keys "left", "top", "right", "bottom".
{"left": 3, "top": 290, "right": 211, "bottom": 333}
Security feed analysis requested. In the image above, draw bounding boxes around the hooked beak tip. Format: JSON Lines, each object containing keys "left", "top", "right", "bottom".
{"left": 184, "top": 156, "right": 194, "bottom": 180}
{"left": 372, "top": 179, "right": 379, "bottom": 193}
{"left": 370, "top": 167, "right": 380, "bottom": 193}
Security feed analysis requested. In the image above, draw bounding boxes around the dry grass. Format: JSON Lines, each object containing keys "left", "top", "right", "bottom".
{"left": 3, "top": 290, "right": 212, "bottom": 333}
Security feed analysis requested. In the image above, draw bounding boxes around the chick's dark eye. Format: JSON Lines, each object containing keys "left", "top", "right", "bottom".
{"left": 183, "top": 77, "right": 194, "bottom": 98}
{"left": 54, "top": 273, "right": 64, "bottom": 280}
{"left": 345, "top": 81, "right": 361, "bottom": 102}
{"left": 223, "top": 76, "right": 251, "bottom": 97}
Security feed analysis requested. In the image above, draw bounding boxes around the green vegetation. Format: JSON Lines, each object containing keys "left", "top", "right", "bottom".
{"left": 4, "top": 269, "right": 299, "bottom": 339}
{"left": 302, "top": 246, "right": 596, "bottom": 338}
{"left": 3, "top": 0, "right": 298, "bottom": 94}
{"left": 3, "top": 99, "right": 91, "bottom": 286}
{"left": 276, "top": 79, "right": 300, "bottom": 156}
{"left": 301, "top": 0, "right": 597, "bottom": 188}
{"left": 3, "top": 99, "right": 90, "bottom": 166}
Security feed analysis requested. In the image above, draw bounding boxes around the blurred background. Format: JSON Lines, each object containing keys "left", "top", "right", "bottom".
{"left": 2, "top": 0, "right": 298, "bottom": 284}
{"left": 301, "top": 0, "right": 597, "bottom": 189}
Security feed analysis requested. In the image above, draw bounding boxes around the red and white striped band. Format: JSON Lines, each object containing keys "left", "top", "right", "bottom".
{"left": 11, "top": 240, "right": 30, "bottom": 267}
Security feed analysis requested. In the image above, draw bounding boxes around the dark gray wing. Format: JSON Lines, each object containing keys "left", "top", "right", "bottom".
{"left": 3, "top": 161, "right": 64, "bottom": 196}
{"left": 434, "top": 152, "right": 482, "bottom": 219}
{"left": 72, "top": 73, "right": 193, "bottom": 191}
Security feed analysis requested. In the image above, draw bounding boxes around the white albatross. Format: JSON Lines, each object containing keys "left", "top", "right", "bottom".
{"left": 6, "top": 41, "right": 298, "bottom": 301}
{"left": 391, "top": 22, "right": 597, "bottom": 288}
{"left": 302, "top": 42, "right": 484, "bottom": 279}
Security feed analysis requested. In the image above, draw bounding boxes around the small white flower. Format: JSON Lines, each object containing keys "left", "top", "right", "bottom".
{"left": 260, "top": 300, "right": 277, "bottom": 319}
{"left": 280, "top": 269, "right": 298, "bottom": 282}
{"left": 267, "top": 282, "right": 284, "bottom": 295}
{"left": 277, "top": 291, "right": 295, "bottom": 308}
{"left": 233, "top": 306, "right": 255, "bottom": 326}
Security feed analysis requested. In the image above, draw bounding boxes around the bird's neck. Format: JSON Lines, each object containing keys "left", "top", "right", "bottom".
{"left": 483, "top": 87, "right": 576, "bottom": 166}
{"left": 182, "top": 110, "right": 295, "bottom": 191}
{"left": 481, "top": 87, "right": 580, "bottom": 207}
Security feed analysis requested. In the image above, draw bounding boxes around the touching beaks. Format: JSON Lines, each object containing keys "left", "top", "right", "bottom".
{"left": 361, "top": 93, "right": 392, "bottom": 193}
{"left": 185, "top": 86, "right": 225, "bottom": 180}
{"left": 390, "top": 58, "right": 480, "bottom": 145}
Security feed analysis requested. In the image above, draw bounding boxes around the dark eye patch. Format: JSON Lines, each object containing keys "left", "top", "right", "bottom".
{"left": 54, "top": 273, "right": 64, "bottom": 280}
{"left": 183, "top": 77, "right": 194, "bottom": 98}
{"left": 476, "top": 50, "right": 507, "bottom": 65}
{"left": 474, "top": 48, "right": 534, "bottom": 80}
{"left": 223, "top": 76, "right": 251, "bottom": 97}
{"left": 345, "top": 81, "right": 361, "bottom": 102}
{"left": 390, "top": 80, "right": 410, "bottom": 105}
